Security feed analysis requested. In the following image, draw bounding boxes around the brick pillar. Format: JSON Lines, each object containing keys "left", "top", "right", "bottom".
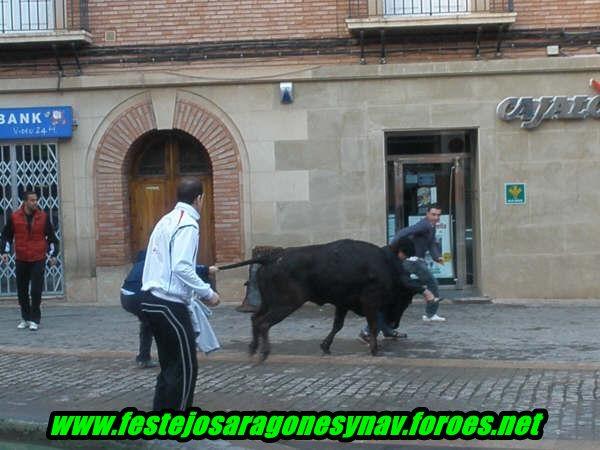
{"left": 173, "top": 99, "right": 243, "bottom": 263}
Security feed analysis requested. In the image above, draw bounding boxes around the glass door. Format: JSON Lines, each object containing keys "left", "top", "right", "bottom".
{"left": 386, "top": 155, "right": 473, "bottom": 288}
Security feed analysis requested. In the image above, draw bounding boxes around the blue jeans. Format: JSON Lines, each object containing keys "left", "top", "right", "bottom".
{"left": 403, "top": 257, "right": 442, "bottom": 318}
{"left": 425, "top": 297, "right": 445, "bottom": 318}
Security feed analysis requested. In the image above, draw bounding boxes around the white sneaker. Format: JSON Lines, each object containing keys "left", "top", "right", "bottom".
{"left": 17, "top": 320, "right": 29, "bottom": 329}
{"left": 29, "top": 322, "right": 38, "bottom": 331}
{"left": 423, "top": 314, "right": 446, "bottom": 322}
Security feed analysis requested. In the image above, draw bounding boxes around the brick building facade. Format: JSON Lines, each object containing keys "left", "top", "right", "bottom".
{"left": 1, "top": 0, "right": 600, "bottom": 302}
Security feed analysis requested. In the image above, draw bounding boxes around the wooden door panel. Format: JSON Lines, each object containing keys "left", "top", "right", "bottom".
{"left": 130, "top": 132, "right": 215, "bottom": 265}
{"left": 130, "top": 179, "right": 169, "bottom": 256}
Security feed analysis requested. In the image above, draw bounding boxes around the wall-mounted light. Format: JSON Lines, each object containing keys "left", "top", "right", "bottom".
{"left": 280, "top": 82, "right": 293, "bottom": 104}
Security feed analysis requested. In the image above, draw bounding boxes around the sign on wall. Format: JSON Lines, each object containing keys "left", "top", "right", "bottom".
{"left": 505, "top": 183, "right": 526, "bottom": 205}
{"left": 0, "top": 107, "right": 73, "bottom": 139}
{"left": 497, "top": 82, "right": 600, "bottom": 129}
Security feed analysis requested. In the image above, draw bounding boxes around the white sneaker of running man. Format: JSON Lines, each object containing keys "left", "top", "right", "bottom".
{"left": 29, "top": 322, "right": 38, "bottom": 331}
{"left": 17, "top": 320, "right": 29, "bottom": 329}
{"left": 422, "top": 314, "right": 446, "bottom": 322}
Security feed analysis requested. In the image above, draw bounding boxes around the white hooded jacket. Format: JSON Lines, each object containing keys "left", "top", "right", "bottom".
{"left": 141, "top": 202, "right": 214, "bottom": 304}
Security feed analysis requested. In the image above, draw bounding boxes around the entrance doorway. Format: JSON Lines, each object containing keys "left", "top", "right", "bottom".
{"left": 129, "top": 130, "right": 215, "bottom": 264}
{"left": 386, "top": 131, "right": 475, "bottom": 289}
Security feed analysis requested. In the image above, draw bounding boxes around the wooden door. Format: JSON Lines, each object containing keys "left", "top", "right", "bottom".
{"left": 129, "top": 131, "right": 215, "bottom": 264}
{"left": 130, "top": 178, "right": 170, "bottom": 258}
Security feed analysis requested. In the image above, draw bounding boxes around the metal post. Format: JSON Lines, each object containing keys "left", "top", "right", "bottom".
{"left": 380, "top": 29, "right": 386, "bottom": 64}
{"left": 495, "top": 24, "right": 504, "bottom": 56}
{"left": 453, "top": 157, "right": 466, "bottom": 290}
{"left": 360, "top": 29, "right": 366, "bottom": 64}
{"left": 474, "top": 26, "right": 482, "bottom": 59}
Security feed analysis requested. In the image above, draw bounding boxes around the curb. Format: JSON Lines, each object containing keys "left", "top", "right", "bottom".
{"left": 0, "top": 418, "right": 140, "bottom": 449}
{"left": 0, "top": 417, "right": 317, "bottom": 450}
{"left": 3, "top": 344, "right": 600, "bottom": 371}
{"left": 449, "top": 297, "right": 493, "bottom": 304}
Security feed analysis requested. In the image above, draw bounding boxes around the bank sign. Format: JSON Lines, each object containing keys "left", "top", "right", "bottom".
{"left": 0, "top": 106, "right": 73, "bottom": 139}
{"left": 497, "top": 95, "right": 600, "bottom": 129}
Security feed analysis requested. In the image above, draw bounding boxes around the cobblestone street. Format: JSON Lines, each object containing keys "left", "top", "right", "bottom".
{"left": 1, "top": 300, "right": 600, "bottom": 449}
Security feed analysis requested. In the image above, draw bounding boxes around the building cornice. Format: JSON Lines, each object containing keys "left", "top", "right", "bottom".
{"left": 1, "top": 55, "right": 600, "bottom": 94}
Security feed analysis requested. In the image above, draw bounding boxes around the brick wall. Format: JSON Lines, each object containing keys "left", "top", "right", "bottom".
{"left": 1, "top": 0, "right": 598, "bottom": 78}
{"left": 90, "top": 0, "right": 350, "bottom": 46}
{"left": 88, "top": 0, "right": 600, "bottom": 46}
{"left": 513, "top": 0, "right": 600, "bottom": 29}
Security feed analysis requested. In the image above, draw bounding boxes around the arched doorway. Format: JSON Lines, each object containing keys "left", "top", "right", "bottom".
{"left": 129, "top": 130, "right": 215, "bottom": 264}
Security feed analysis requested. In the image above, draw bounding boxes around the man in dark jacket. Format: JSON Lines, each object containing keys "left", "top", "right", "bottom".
{"left": 390, "top": 204, "right": 443, "bottom": 264}
{"left": 121, "top": 250, "right": 157, "bottom": 368}
{"left": 1, "top": 190, "right": 59, "bottom": 331}
{"left": 121, "top": 250, "right": 217, "bottom": 368}
{"left": 389, "top": 204, "right": 446, "bottom": 322}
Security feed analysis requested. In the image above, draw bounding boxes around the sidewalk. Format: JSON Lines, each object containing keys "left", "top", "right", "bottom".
{"left": 1, "top": 299, "right": 600, "bottom": 449}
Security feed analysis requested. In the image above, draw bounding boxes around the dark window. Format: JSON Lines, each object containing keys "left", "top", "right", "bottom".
{"left": 387, "top": 131, "right": 471, "bottom": 155}
{"left": 178, "top": 134, "right": 211, "bottom": 175}
{"left": 137, "top": 143, "right": 166, "bottom": 176}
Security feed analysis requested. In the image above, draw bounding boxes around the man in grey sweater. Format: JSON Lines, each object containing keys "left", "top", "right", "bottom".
{"left": 390, "top": 204, "right": 446, "bottom": 322}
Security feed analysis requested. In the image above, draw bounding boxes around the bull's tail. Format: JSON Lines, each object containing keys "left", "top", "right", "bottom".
{"left": 217, "top": 245, "right": 284, "bottom": 271}
{"left": 217, "top": 257, "right": 267, "bottom": 271}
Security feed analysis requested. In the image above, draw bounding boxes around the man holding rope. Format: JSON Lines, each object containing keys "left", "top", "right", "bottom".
{"left": 140, "top": 178, "right": 220, "bottom": 410}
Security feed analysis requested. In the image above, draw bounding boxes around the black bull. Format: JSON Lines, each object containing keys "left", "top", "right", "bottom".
{"left": 219, "top": 239, "right": 418, "bottom": 360}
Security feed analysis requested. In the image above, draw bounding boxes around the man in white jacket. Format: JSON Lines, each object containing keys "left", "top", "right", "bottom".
{"left": 140, "top": 178, "right": 220, "bottom": 410}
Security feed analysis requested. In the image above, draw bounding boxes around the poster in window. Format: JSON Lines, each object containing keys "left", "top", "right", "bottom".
{"left": 408, "top": 214, "right": 454, "bottom": 279}
{"left": 417, "top": 187, "right": 431, "bottom": 208}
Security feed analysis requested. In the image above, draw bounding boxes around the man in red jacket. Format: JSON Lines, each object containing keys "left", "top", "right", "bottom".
{"left": 1, "top": 190, "right": 59, "bottom": 331}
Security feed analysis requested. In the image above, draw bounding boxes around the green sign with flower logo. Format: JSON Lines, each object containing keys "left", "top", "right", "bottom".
{"left": 505, "top": 183, "right": 526, "bottom": 205}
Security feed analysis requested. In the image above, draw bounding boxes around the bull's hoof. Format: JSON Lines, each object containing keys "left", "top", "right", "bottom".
{"left": 259, "top": 352, "right": 269, "bottom": 363}
{"left": 248, "top": 344, "right": 258, "bottom": 356}
{"left": 320, "top": 342, "right": 331, "bottom": 355}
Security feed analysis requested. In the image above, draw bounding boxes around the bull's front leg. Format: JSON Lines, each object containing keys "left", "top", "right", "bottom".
{"left": 364, "top": 307, "right": 379, "bottom": 356}
{"left": 320, "top": 306, "right": 347, "bottom": 355}
{"left": 249, "top": 312, "right": 261, "bottom": 356}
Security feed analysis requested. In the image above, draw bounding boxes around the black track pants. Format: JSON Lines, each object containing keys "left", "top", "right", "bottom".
{"left": 140, "top": 293, "right": 197, "bottom": 410}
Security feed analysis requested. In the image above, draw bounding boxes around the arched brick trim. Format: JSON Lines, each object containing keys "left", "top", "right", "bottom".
{"left": 95, "top": 102, "right": 157, "bottom": 266}
{"left": 173, "top": 99, "right": 243, "bottom": 263}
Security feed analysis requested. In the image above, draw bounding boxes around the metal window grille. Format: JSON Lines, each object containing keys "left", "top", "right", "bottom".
{"left": 1, "top": 0, "right": 55, "bottom": 32}
{"left": 349, "top": 0, "right": 513, "bottom": 18}
{"left": 0, "top": 142, "right": 63, "bottom": 297}
{"left": 384, "top": 0, "right": 469, "bottom": 16}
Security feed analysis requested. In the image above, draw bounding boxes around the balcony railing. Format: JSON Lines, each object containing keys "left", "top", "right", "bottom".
{"left": 348, "top": 0, "right": 514, "bottom": 19}
{"left": 1, "top": 0, "right": 89, "bottom": 33}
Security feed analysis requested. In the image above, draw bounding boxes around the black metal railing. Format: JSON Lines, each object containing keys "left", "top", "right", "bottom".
{"left": 1, "top": 0, "right": 89, "bottom": 33}
{"left": 348, "top": 0, "right": 513, "bottom": 18}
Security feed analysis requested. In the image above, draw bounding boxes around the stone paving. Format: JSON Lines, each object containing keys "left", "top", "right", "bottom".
{"left": 1, "top": 300, "right": 600, "bottom": 449}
